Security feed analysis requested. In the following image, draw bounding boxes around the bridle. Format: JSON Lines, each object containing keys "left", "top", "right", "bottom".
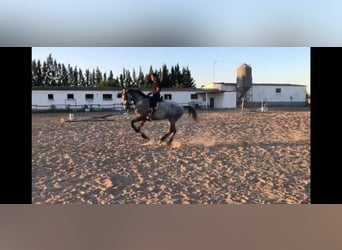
{"left": 121, "top": 89, "right": 133, "bottom": 110}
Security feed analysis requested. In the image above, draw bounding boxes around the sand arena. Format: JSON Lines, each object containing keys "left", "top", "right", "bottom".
{"left": 32, "top": 108, "right": 310, "bottom": 204}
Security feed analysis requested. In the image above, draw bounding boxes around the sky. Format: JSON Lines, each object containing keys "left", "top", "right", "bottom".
{"left": 32, "top": 47, "right": 310, "bottom": 93}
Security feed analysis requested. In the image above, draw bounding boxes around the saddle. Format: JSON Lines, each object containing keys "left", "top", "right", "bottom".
{"left": 146, "top": 96, "right": 162, "bottom": 121}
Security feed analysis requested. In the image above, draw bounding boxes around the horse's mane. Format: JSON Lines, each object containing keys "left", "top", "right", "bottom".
{"left": 127, "top": 88, "right": 148, "bottom": 98}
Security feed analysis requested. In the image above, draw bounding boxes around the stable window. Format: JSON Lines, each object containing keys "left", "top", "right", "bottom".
{"left": 48, "top": 94, "right": 54, "bottom": 100}
{"left": 191, "top": 94, "right": 198, "bottom": 99}
{"left": 275, "top": 88, "right": 281, "bottom": 93}
{"left": 164, "top": 94, "right": 172, "bottom": 100}
{"left": 85, "top": 94, "right": 94, "bottom": 99}
{"left": 67, "top": 93, "right": 74, "bottom": 99}
{"left": 103, "top": 94, "right": 112, "bottom": 100}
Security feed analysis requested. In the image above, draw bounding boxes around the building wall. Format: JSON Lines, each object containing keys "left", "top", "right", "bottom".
{"left": 222, "top": 84, "right": 236, "bottom": 92}
{"left": 212, "top": 92, "right": 236, "bottom": 108}
{"left": 32, "top": 84, "right": 306, "bottom": 111}
{"left": 251, "top": 85, "right": 306, "bottom": 106}
{"left": 158, "top": 90, "right": 199, "bottom": 106}
{"left": 32, "top": 90, "right": 122, "bottom": 110}
{"left": 32, "top": 89, "right": 203, "bottom": 110}
{"left": 201, "top": 82, "right": 307, "bottom": 107}
{"left": 198, "top": 92, "right": 236, "bottom": 108}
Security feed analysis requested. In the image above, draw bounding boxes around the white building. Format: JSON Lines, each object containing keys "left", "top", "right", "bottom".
{"left": 31, "top": 86, "right": 237, "bottom": 111}
{"left": 32, "top": 87, "right": 123, "bottom": 111}
{"left": 201, "top": 82, "right": 307, "bottom": 107}
{"left": 161, "top": 88, "right": 236, "bottom": 109}
{"left": 251, "top": 83, "right": 307, "bottom": 106}
{"left": 31, "top": 82, "right": 306, "bottom": 112}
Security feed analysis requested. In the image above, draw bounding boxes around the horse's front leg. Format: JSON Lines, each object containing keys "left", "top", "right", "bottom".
{"left": 131, "top": 116, "right": 149, "bottom": 140}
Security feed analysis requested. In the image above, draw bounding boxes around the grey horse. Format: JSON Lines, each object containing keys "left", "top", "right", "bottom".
{"left": 118, "top": 88, "right": 198, "bottom": 145}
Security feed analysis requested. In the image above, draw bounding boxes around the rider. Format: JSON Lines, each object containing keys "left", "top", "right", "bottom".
{"left": 146, "top": 73, "right": 161, "bottom": 120}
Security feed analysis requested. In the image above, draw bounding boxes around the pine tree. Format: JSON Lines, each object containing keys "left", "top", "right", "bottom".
{"left": 137, "top": 66, "right": 144, "bottom": 88}
{"left": 35, "top": 60, "right": 43, "bottom": 86}
{"left": 32, "top": 60, "right": 38, "bottom": 86}
{"left": 95, "top": 67, "right": 102, "bottom": 85}
{"left": 85, "top": 69, "right": 90, "bottom": 86}
{"left": 32, "top": 55, "right": 196, "bottom": 89}
{"left": 41, "top": 61, "right": 48, "bottom": 86}
{"left": 61, "top": 64, "right": 68, "bottom": 86}
{"left": 56, "top": 63, "right": 62, "bottom": 86}
{"left": 132, "top": 68, "right": 137, "bottom": 86}
{"left": 144, "top": 65, "right": 154, "bottom": 88}
{"left": 182, "top": 66, "right": 196, "bottom": 88}
{"left": 91, "top": 69, "right": 96, "bottom": 87}
{"left": 160, "top": 64, "right": 171, "bottom": 88}
{"left": 73, "top": 66, "right": 78, "bottom": 87}
{"left": 125, "top": 69, "right": 132, "bottom": 87}
{"left": 67, "top": 64, "right": 75, "bottom": 86}
{"left": 171, "top": 63, "right": 182, "bottom": 88}
{"left": 78, "top": 69, "right": 84, "bottom": 86}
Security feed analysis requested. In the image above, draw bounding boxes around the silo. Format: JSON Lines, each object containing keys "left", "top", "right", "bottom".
{"left": 236, "top": 63, "right": 252, "bottom": 102}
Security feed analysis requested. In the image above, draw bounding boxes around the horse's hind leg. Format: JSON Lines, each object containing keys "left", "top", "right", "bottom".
{"left": 167, "top": 123, "right": 177, "bottom": 145}
{"left": 167, "top": 130, "right": 176, "bottom": 145}
{"left": 159, "top": 131, "right": 172, "bottom": 143}
{"left": 159, "top": 121, "right": 176, "bottom": 145}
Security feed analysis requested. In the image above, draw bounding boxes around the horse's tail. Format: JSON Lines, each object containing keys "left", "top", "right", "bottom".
{"left": 187, "top": 106, "right": 198, "bottom": 122}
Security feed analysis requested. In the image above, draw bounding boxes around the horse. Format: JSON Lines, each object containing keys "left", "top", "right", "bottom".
{"left": 118, "top": 88, "right": 198, "bottom": 145}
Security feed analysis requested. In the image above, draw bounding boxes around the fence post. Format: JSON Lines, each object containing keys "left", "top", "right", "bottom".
{"left": 240, "top": 97, "right": 245, "bottom": 114}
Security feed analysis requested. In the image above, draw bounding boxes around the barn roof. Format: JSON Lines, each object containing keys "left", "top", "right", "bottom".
{"left": 32, "top": 86, "right": 221, "bottom": 92}
{"left": 253, "top": 83, "right": 306, "bottom": 87}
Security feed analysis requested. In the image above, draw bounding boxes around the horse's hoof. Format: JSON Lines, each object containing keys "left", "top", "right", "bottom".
{"left": 141, "top": 133, "right": 149, "bottom": 140}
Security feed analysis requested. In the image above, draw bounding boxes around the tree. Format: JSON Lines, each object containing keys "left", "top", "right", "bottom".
{"left": 73, "top": 66, "right": 78, "bottom": 87}
{"left": 143, "top": 65, "right": 154, "bottom": 88}
{"left": 35, "top": 60, "right": 43, "bottom": 86}
{"left": 67, "top": 64, "right": 75, "bottom": 86}
{"left": 113, "top": 77, "right": 120, "bottom": 87}
{"left": 32, "top": 60, "right": 39, "bottom": 86}
{"left": 56, "top": 63, "right": 62, "bottom": 86}
{"left": 108, "top": 70, "right": 114, "bottom": 85}
{"left": 137, "top": 66, "right": 144, "bottom": 88}
{"left": 171, "top": 63, "right": 182, "bottom": 88}
{"left": 182, "top": 66, "right": 196, "bottom": 88}
{"left": 60, "top": 64, "right": 68, "bottom": 86}
{"left": 31, "top": 55, "right": 197, "bottom": 89}
{"left": 95, "top": 67, "right": 102, "bottom": 85}
{"left": 78, "top": 69, "right": 84, "bottom": 86}
{"left": 84, "top": 69, "right": 90, "bottom": 86}
{"left": 125, "top": 69, "right": 133, "bottom": 87}
{"left": 91, "top": 69, "right": 96, "bottom": 87}
{"left": 119, "top": 73, "right": 124, "bottom": 88}
{"left": 160, "top": 64, "right": 172, "bottom": 88}
{"left": 44, "top": 54, "right": 58, "bottom": 86}
{"left": 41, "top": 61, "right": 48, "bottom": 86}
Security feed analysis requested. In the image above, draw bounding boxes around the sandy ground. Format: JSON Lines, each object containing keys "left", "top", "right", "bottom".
{"left": 32, "top": 108, "right": 310, "bottom": 204}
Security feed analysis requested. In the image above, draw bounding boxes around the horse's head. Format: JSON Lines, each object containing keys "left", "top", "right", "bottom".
{"left": 117, "top": 88, "right": 148, "bottom": 111}
{"left": 117, "top": 88, "right": 131, "bottom": 111}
